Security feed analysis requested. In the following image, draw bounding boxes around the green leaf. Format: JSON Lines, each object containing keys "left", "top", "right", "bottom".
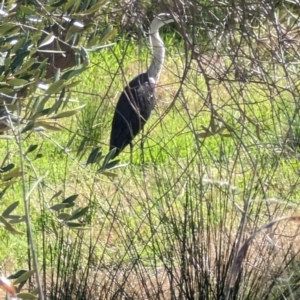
{"left": 100, "top": 26, "right": 117, "bottom": 44}
{"left": 49, "top": 105, "right": 85, "bottom": 119}
{"left": 105, "top": 162, "right": 128, "bottom": 171}
{"left": 11, "top": 38, "right": 25, "bottom": 54}
{"left": 101, "top": 171, "right": 118, "bottom": 178}
{"left": 8, "top": 216, "right": 25, "bottom": 224}
{"left": 64, "top": 202, "right": 75, "bottom": 208}
{"left": 46, "top": 80, "right": 66, "bottom": 94}
{"left": 87, "top": 44, "right": 116, "bottom": 53}
{"left": 66, "top": 222, "right": 83, "bottom": 228}
{"left": 34, "top": 121, "right": 61, "bottom": 131}
{"left": 8, "top": 270, "right": 27, "bottom": 280}
{"left": 47, "top": 90, "right": 65, "bottom": 115}
{"left": 34, "top": 154, "right": 43, "bottom": 160}
{"left": 66, "top": 131, "right": 77, "bottom": 148}
{"left": 37, "top": 58, "right": 48, "bottom": 72}
{"left": 0, "top": 87, "right": 13, "bottom": 95}
{"left": 87, "top": 35, "right": 99, "bottom": 48}
{"left": 63, "top": 194, "right": 78, "bottom": 204}
{"left": 103, "top": 160, "right": 120, "bottom": 170}
{"left": 50, "top": 203, "right": 69, "bottom": 211}
{"left": 16, "top": 293, "right": 37, "bottom": 300}
{"left": 77, "top": 137, "right": 87, "bottom": 156}
{"left": 0, "top": 24, "right": 19, "bottom": 35}
{"left": 22, "top": 40, "right": 35, "bottom": 52}
{"left": 5, "top": 215, "right": 23, "bottom": 220}
{"left": 13, "top": 270, "right": 35, "bottom": 284}
{"left": 72, "top": 0, "right": 107, "bottom": 16}
{"left": 101, "top": 148, "right": 117, "bottom": 169}
{"left": 53, "top": 67, "right": 61, "bottom": 82}
{"left": 31, "top": 108, "right": 51, "bottom": 120}
{"left": 50, "top": 190, "right": 62, "bottom": 201}
{"left": 20, "top": 6, "right": 36, "bottom": 14}
{"left": 61, "top": 66, "right": 87, "bottom": 80}
{"left": 64, "top": 80, "right": 81, "bottom": 89}
{"left": 35, "top": 95, "right": 51, "bottom": 116}
{"left": 0, "top": 164, "right": 14, "bottom": 173}
{"left": 21, "top": 121, "right": 35, "bottom": 133}
{"left": 38, "top": 33, "right": 55, "bottom": 48}
{"left": 80, "top": 47, "right": 89, "bottom": 61}
{"left": 15, "top": 60, "right": 35, "bottom": 75}
{"left": 64, "top": 0, "right": 80, "bottom": 12}
{"left": 25, "top": 144, "right": 38, "bottom": 154}
{"left": 87, "top": 147, "right": 102, "bottom": 165}
{"left": 2, "top": 201, "right": 19, "bottom": 217}
{"left": 79, "top": 0, "right": 92, "bottom": 10}
{"left": 69, "top": 207, "right": 80, "bottom": 215}
{"left": 51, "top": 0, "right": 68, "bottom": 7}
{"left": 195, "top": 130, "right": 214, "bottom": 138}
{"left": 7, "top": 79, "right": 28, "bottom": 87}
{"left": 0, "top": 216, "right": 23, "bottom": 235}
{"left": 57, "top": 213, "right": 71, "bottom": 220}
{"left": 11, "top": 51, "right": 30, "bottom": 70}
{"left": 68, "top": 207, "right": 88, "bottom": 221}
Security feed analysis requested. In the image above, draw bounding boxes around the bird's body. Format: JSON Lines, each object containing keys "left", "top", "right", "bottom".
{"left": 109, "top": 73, "right": 155, "bottom": 158}
{"left": 109, "top": 13, "right": 174, "bottom": 159}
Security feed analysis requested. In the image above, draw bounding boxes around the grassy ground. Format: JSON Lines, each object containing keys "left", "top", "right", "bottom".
{"left": 1, "top": 34, "right": 300, "bottom": 298}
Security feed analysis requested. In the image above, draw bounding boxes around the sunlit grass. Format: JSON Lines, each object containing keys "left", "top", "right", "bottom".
{"left": 1, "top": 34, "right": 300, "bottom": 274}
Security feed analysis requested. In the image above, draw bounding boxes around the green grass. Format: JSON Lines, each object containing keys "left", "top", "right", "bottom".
{"left": 1, "top": 34, "right": 300, "bottom": 297}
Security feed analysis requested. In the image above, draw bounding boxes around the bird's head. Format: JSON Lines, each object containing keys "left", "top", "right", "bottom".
{"left": 150, "top": 13, "right": 174, "bottom": 34}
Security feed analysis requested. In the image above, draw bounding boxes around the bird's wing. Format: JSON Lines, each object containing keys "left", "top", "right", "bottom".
{"left": 136, "top": 80, "right": 156, "bottom": 113}
{"left": 109, "top": 76, "right": 156, "bottom": 154}
{"left": 110, "top": 89, "right": 143, "bottom": 151}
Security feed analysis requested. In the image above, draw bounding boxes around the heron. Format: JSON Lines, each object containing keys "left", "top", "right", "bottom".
{"left": 109, "top": 13, "right": 174, "bottom": 159}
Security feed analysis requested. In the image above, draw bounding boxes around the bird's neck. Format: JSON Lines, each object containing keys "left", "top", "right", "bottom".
{"left": 147, "top": 31, "right": 165, "bottom": 82}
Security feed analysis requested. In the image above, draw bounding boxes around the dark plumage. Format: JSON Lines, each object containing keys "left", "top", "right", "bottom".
{"left": 109, "top": 73, "right": 155, "bottom": 158}
{"left": 109, "top": 13, "right": 174, "bottom": 160}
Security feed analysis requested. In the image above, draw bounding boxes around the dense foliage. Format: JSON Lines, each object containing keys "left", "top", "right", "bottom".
{"left": 1, "top": 0, "right": 300, "bottom": 299}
